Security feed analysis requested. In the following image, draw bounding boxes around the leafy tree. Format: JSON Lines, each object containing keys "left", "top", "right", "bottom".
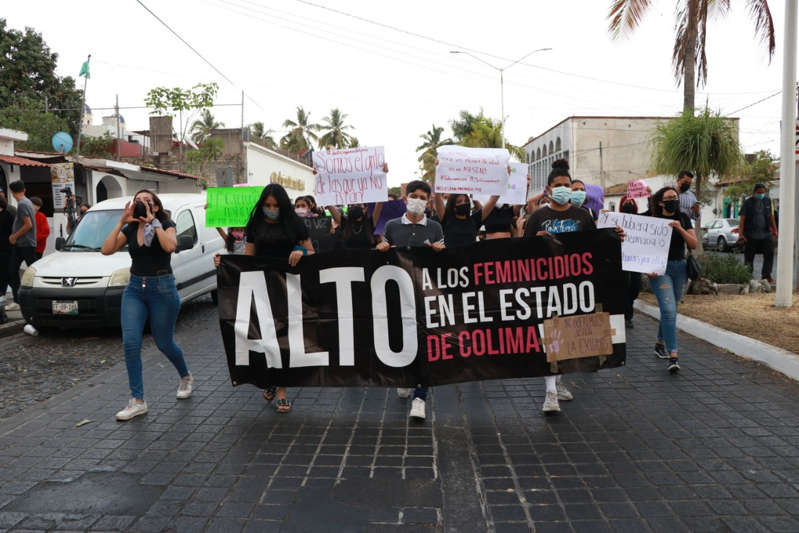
{"left": 249, "top": 121, "right": 277, "bottom": 149}
{"left": 77, "top": 133, "right": 115, "bottom": 158}
{"left": 0, "top": 98, "right": 69, "bottom": 152}
{"left": 318, "top": 108, "right": 355, "bottom": 149}
{"left": 652, "top": 108, "right": 742, "bottom": 252}
{"left": 190, "top": 109, "right": 224, "bottom": 145}
{"left": 0, "top": 19, "right": 84, "bottom": 137}
{"left": 724, "top": 150, "right": 777, "bottom": 201}
{"left": 186, "top": 137, "right": 224, "bottom": 184}
{"left": 416, "top": 124, "right": 453, "bottom": 182}
{"left": 280, "top": 106, "right": 320, "bottom": 154}
{"left": 608, "top": 0, "right": 775, "bottom": 113}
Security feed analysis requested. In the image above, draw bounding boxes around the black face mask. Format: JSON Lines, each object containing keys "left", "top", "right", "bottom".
{"left": 663, "top": 199, "right": 679, "bottom": 214}
{"left": 133, "top": 201, "right": 150, "bottom": 219}
{"left": 455, "top": 203, "right": 470, "bottom": 216}
{"left": 621, "top": 202, "right": 637, "bottom": 214}
{"left": 679, "top": 182, "right": 690, "bottom": 193}
{"left": 348, "top": 206, "right": 364, "bottom": 220}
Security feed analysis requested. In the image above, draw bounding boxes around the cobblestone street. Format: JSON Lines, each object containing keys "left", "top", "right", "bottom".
{"left": 0, "top": 308, "right": 798, "bottom": 532}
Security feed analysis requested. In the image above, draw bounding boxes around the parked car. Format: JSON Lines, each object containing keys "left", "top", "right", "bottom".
{"left": 18, "top": 193, "right": 224, "bottom": 328}
{"left": 702, "top": 218, "right": 741, "bottom": 252}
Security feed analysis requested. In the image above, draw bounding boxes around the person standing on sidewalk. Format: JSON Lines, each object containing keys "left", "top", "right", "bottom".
{"left": 101, "top": 189, "right": 193, "bottom": 421}
{"left": 30, "top": 197, "right": 50, "bottom": 261}
{"left": 6, "top": 181, "right": 37, "bottom": 310}
{"left": 378, "top": 180, "right": 445, "bottom": 421}
{"left": 0, "top": 196, "right": 13, "bottom": 323}
{"left": 677, "top": 170, "right": 699, "bottom": 220}
{"left": 649, "top": 187, "right": 698, "bottom": 373}
{"left": 738, "top": 183, "right": 777, "bottom": 283}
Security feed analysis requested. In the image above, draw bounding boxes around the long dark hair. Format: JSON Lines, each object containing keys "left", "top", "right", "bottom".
{"left": 444, "top": 193, "right": 470, "bottom": 220}
{"left": 342, "top": 205, "right": 374, "bottom": 245}
{"left": 246, "top": 183, "right": 300, "bottom": 242}
{"left": 133, "top": 189, "right": 170, "bottom": 224}
{"left": 651, "top": 186, "right": 679, "bottom": 218}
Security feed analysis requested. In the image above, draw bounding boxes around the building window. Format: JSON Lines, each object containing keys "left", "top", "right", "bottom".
{"left": 549, "top": 141, "right": 554, "bottom": 154}
{"left": 536, "top": 147, "right": 541, "bottom": 160}
{"left": 556, "top": 137, "right": 561, "bottom": 152}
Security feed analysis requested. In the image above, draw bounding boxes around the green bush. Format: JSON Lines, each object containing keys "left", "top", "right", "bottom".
{"left": 696, "top": 254, "right": 752, "bottom": 284}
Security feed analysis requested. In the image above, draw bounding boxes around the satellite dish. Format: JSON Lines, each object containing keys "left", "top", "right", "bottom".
{"left": 52, "top": 131, "right": 73, "bottom": 153}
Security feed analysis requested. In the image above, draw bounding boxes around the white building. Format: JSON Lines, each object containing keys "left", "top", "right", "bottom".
{"left": 243, "top": 142, "right": 314, "bottom": 199}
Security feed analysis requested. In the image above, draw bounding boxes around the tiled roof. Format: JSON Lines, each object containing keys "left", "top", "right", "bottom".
{"left": 0, "top": 155, "right": 50, "bottom": 167}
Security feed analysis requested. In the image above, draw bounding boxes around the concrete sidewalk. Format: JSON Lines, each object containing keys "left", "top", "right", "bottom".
{"left": 0, "top": 312, "right": 798, "bottom": 532}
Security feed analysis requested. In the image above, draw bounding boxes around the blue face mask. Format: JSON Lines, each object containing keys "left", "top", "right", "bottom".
{"left": 262, "top": 207, "right": 279, "bottom": 220}
{"left": 571, "top": 190, "right": 587, "bottom": 207}
{"left": 755, "top": 193, "right": 766, "bottom": 200}
{"left": 550, "top": 186, "right": 572, "bottom": 205}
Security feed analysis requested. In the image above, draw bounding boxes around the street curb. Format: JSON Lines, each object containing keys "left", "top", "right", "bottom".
{"left": 0, "top": 319, "right": 25, "bottom": 339}
{"left": 634, "top": 300, "right": 799, "bottom": 382}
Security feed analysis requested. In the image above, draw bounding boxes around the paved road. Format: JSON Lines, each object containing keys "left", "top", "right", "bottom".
{"left": 0, "top": 309, "right": 798, "bottom": 532}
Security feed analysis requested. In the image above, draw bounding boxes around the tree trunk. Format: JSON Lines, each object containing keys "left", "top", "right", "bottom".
{"left": 683, "top": 0, "right": 699, "bottom": 114}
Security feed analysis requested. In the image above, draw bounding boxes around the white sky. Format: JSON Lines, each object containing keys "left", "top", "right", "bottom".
{"left": 3, "top": 0, "right": 791, "bottom": 186}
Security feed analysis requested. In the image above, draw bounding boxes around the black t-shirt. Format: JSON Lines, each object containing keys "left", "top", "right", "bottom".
{"left": 523, "top": 205, "right": 596, "bottom": 236}
{"left": 246, "top": 217, "right": 310, "bottom": 259}
{"left": 740, "top": 196, "right": 772, "bottom": 239}
{"left": 663, "top": 212, "right": 693, "bottom": 260}
{"left": 336, "top": 215, "right": 374, "bottom": 250}
{"left": 483, "top": 205, "right": 515, "bottom": 233}
{"left": 441, "top": 211, "right": 483, "bottom": 248}
{"left": 0, "top": 209, "right": 13, "bottom": 251}
{"left": 122, "top": 219, "right": 177, "bottom": 276}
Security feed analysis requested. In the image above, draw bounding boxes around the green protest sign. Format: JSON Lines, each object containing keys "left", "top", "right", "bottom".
{"left": 205, "top": 186, "right": 264, "bottom": 228}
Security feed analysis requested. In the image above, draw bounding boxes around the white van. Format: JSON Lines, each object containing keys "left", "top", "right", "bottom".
{"left": 18, "top": 193, "right": 225, "bottom": 328}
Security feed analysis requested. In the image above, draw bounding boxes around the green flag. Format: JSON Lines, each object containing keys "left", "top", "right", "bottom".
{"left": 79, "top": 59, "right": 90, "bottom": 79}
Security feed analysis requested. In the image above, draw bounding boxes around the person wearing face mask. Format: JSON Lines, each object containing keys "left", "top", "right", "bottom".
{"left": 618, "top": 196, "right": 642, "bottom": 329}
{"left": 101, "top": 189, "right": 192, "bottom": 421}
{"left": 570, "top": 180, "right": 589, "bottom": 213}
{"left": 212, "top": 226, "right": 246, "bottom": 269}
{"left": 676, "top": 170, "right": 699, "bottom": 220}
{"left": 738, "top": 183, "right": 777, "bottom": 283}
{"left": 328, "top": 203, "right": 375, "bottom": 249}
{"left": 432, "top": 192, "right": 499, "bottom": 248}
{"left": 294, "top": 197, "right": 316, "bottom": 218}
{"left": 648, "top": 187, "right": 698, "bottom": 373}
{"left": 378, "top": 180, "right": 444, "bottom": 421}
{"left": 243, "top": 184, "right": 315, "bottom": 412}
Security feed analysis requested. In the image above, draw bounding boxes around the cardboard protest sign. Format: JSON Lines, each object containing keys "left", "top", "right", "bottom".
{"left": 474, "top": 161, "right": 528, "bottom": 206}
{"left": 626, "top": 180, "right": 650, "bottom": 199}
{"left": 434, "top": 145, "right": 510, "bottom": 195}
{"left": 543, "top": 313, "right": 614, "bottom": 363}
{"left": 597, "top": 211, "right": 673, "bottom": 275}
{"left": 205, "top": 186, "right": 264, "bottom": 228}
{"left": 313, "top": 146, "right": 387, "bottom": 206}
{"left": 218, "top": 229, "right": 626, "bottom": 388}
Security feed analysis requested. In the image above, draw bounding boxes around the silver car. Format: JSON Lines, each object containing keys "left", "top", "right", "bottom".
{"left": 703, "top": 218, "right": 741, "bottom": 252}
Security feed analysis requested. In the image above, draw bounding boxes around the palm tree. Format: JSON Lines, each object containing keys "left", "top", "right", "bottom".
{"left": 652, "top": 107, "right": 742, "bottom": 253}
{"left": 249, "top": 121, "right": 277, "bottom": 150}
{"left": 453, "top": 112, "right": 527, "bottom": 160}
{"left": 608, "top": 0, "right": 775, "bottom": 113}
{"left": 190, "top": 109, "right": 224, "bottom": 145}
{"left": 416, "top": 125, "right": 453, "bottom": 182}
{"left": 280, "top": 106, "right": 320, "bottom": 154}
{"left": 349, "top": 136, "right": 360, "bottom": 148}
{"left": 318, "top": 108, "right": 355, "bottom": 149}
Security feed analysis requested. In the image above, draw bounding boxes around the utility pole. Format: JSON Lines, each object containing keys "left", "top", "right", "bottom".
{"left": 500, "top": 71, "right": 505, "bottom": 149}
{"left": 776, "top": 0, "right": 797, "bottom": 307}
{"left": 599, "top": 141, "right": 606, "bottom": 194}
{"left": 75, "top": 54, "right": 90, "bottom": 156}
{"left": 794, "top": 82, "right": 799, "bottom": 290}
{"left": 115, "top": 94, "right": 121, "bottom": 161}
{"left": 240, "top": 90, "right": 245, "bottom": 185}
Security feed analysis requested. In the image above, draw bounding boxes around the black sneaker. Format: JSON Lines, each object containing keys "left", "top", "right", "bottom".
{"left": 667, "top": 357, "right": 680, "bottom": 373}
{"left": 654, "top": 343, "right": 668, "bottom": 359}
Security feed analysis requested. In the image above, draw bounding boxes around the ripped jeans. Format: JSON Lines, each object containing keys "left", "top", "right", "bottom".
{"left": 650, "top": 260, "right": 688, "bottom": 355}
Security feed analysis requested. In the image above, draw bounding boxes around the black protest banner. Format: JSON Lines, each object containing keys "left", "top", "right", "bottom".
{"left": 218, "top": 230, "right": 626, "bottom": 389}
{"left": 302, "top": 217, "right": 338, "bottom": 253}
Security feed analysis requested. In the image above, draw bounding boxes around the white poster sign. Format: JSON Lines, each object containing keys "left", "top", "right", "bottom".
{"left": 597, "top": 211, "right": 673, "bottom": 275}
{"left": 434, "top": 145, "right": 510, "bottom": 195}
{"left": 50, "top": 162, "right": 75, "bottom": 210}
{"left": 312, "top": 146, "right": 387, "bottom": 205}
{"left": 474, "top": 161, "right": 528, "bottom": 206}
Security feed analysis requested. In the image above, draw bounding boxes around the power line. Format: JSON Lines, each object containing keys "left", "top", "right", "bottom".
{"left": 134, "top": 0, "right": 265, "bottom": 111}
{"left": 727, "top": 90, "right": 782, "bottom": 115}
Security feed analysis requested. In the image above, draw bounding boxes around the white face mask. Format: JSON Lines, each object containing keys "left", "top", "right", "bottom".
{"left": 406, "top": 197, "right": 427, "bottom": 216}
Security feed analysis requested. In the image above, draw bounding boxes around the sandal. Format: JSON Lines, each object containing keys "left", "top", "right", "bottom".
{"left": 263, "top": 386, "right": 277, "bottom": 402}
{"left": 275, "top": 398, "right": 292, "bottom": 413}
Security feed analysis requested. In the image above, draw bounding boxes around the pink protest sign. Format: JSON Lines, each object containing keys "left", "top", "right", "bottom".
{"left": 626, "top": 180, "right": 650, "bottom": 199}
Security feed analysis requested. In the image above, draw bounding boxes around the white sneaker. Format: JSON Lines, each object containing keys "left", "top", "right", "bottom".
{"left": 4, "top": 302, "right": 20, "bottom": 312}
{"left": 556, "top": 380, "right": 573, "bottom": 401}
{"left": 542, "top": 391, "right": 561, "bottom": 413}
{"left": 116, "top": 399, "right": 148, "bottom": 421}
{"left": 409, "top": 398, "right": 426, "bottom": 420}
{"left": 396, "top": 387, "right": 413, "bottom": 399}
{"left": 176, "top": 374, "right": 193, "bottom": 399}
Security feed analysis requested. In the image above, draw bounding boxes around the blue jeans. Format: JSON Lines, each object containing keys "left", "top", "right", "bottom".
{"left": 121, "top": 274, "right": 188, "bottom": 399}
{"left": 650, "top": 260, "right": 688, "bottom": 356}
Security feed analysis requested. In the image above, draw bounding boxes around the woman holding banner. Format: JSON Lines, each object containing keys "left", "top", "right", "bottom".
{"left": 433, "top": 193, "right": 499, "bottom": 248}
{"left": 648, "top": 187, "right": 697, "bottom": 373}
{"left": 245, "top": 183, "right": 315, "bottom": 412}
{"left": 328, "top": 204, "right": 375, "bottom": 250}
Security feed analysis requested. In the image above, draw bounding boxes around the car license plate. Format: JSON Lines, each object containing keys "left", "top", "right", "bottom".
{"left": 52, "top": 300, "right": 79, "bottom": 316}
